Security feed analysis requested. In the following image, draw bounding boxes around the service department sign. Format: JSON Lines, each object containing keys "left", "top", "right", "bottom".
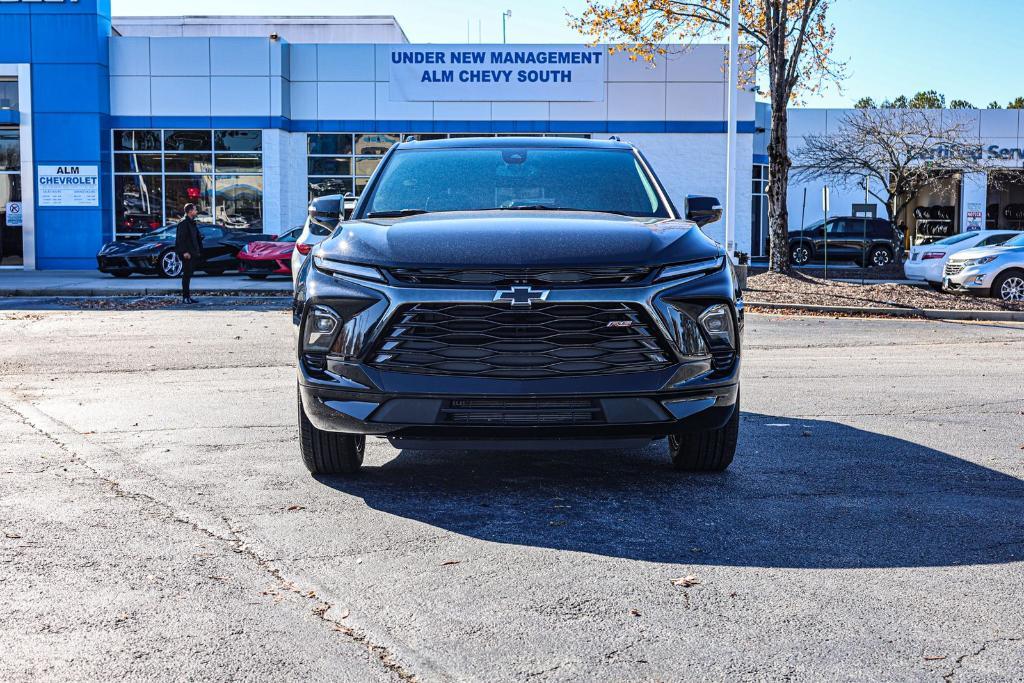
{"left": 389, "top": 45, "right": 605, "bottom": 102}
{"left": 37, "top": 165, "right": 98, "bottom": 207}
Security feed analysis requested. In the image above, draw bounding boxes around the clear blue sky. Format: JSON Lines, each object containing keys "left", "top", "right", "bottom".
{"left": 110, "top": 0, "right": 1024, "bottom": 108}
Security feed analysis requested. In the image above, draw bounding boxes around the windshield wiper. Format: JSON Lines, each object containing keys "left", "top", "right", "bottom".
{"left": 366, "top": 209, "right": 429, "bottom": 218}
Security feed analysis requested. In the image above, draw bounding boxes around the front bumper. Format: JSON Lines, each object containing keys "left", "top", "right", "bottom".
{"left": 295, "top": 258, "right": 741, "bottom": 443}
{"left": 97, "top": 254, "right": 160, "bottom": 274}
{"left": 943, "top": 265, "right": 995, "bottom": 295}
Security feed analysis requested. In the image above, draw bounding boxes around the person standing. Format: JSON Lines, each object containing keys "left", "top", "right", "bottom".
{"left": 174, "top": 203, "right": 202, "bottom": 304}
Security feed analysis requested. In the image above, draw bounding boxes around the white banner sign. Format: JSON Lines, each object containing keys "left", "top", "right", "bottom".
{"left": 4, "top": 202, "right": 22, "bottom": 226}
{"left": 37, "top": 165, "right": 99, "bottom": 207}
{"left": 389, "top": 45, "right": 606, "bottom": 102}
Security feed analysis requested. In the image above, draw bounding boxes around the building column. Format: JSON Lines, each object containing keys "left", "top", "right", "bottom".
{"left": 961, "top": 172, "right": 988, "bottom": 232}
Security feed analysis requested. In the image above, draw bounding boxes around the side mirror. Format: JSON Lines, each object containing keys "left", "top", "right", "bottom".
{"left": 686, "top": 195, "right": 723, "bottom": 227}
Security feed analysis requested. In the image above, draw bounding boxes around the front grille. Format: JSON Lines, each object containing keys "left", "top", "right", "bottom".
{"left": 441, "top": 398, "right": 603, "bottom": 425}
{"left": 944, "top": 262, "right": 965, "bottom": 276}
{"left": 369, "top": 302, "right": 674, "bottom": 378}
{"left": 388, "top": 266, "right": 652, "bottom": 287}
{"left": 711, "top": 350, "right": 736, "bottom": 373}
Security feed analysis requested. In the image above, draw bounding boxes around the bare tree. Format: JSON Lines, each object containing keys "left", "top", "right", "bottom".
{"left": 793, "top": 108, "right": 989, "bottom": 227}
{"left": 569, "top": 0, "right": 844, "bottom": 273}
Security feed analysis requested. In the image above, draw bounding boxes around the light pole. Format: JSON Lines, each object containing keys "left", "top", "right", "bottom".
{"left": 502, "top": 10, "right": 512, "bottom": 43}
{"left": 723, "top": 0, "right": 739, "bottom": 260}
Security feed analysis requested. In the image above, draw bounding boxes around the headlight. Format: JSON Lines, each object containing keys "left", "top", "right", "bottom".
{"left": 654, "top": 256, "right": 724, "bottom": 284}
{"left": 313, "top": 254, "right": 385, "bottom": 282}
{"left": 304, "top": 305, "right": 340, "bottom": 350}
{"left": 698, "top": 303, "right": 735, "bottom": 348}
{"left": 964, "top": 256, "right": 997, "bottom": 266}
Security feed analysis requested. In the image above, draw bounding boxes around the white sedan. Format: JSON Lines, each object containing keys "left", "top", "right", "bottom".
{"left": 904, "top": 230, "right": 1019, "bottom": 289}
{"left": 943, "top": 232, "right": 1024, "bottom": 302}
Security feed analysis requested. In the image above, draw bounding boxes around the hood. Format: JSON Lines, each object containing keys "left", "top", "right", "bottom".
{"left": 319, "top": 211, "right": 722, "bottom": 268}
{"left": 99, "top": 236, "right": 173, "bottom": 254}
{"left": 243, "top": 240, "right": 295, "bottom": 258}
{"left": 951, "top": 245, "right": 1022, "bottom": 261}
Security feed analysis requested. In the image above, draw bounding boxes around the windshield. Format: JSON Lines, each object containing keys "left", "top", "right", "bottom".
{"left": 141, "top": 227, "right": 176, "bottom": 241}
{"left": 1005, "top": 233, "right": 1024, "bottom": 246}
{"left": 360, "top": 147, "right": 671, "bottom": 218}
{"left": 933, "top": 233, "right": 976, "bottom": 246}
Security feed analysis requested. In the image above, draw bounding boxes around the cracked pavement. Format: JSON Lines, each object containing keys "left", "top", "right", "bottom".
{"left": 1, "top": 305, "right": 1022, "bottom": 681}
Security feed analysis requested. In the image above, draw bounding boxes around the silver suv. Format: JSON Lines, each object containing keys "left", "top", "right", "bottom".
{"left": 943, "top": 232, "right": 1024, "bottom": 302}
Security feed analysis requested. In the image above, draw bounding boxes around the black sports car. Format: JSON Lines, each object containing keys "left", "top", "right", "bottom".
{"left": 97, "top": 224, "right": 270, "bottom": 278}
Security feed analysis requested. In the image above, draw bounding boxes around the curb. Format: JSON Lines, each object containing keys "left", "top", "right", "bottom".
{"left": 1, "top": 288, "right": 293, "bottom": 298}
{"left": 746, "top": 301, "right": 1024, "bottom": 322}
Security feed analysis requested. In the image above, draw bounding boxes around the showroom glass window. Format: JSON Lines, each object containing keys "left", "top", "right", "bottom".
{"left": 750, "top": 163, "right": 769, "bottom": 256}
{"left": 112, "top": 129, "right": 263, "bottom": 238}
{"left": 306, "top": 133, "right": 591, "bottom": 202}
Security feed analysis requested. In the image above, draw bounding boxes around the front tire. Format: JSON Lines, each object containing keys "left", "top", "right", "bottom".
{"left": 298, "top": 387, "right": 364, "bottom": 475}
{"left": 158, "top": 250, "right": 183, "bottom": 278}
{"left": 992, "top": 269, "right": 1024, "bottom": 302}
{"left": 927, "top": 281, "right": 944, "bottom": 292}
{"left": 668, "top": 397, "right": 739, "bottom": 472}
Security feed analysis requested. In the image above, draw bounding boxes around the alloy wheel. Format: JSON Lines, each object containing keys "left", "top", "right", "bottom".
{"left": 1000, "top": 276, "right": 1024, "bottom": 302}
{"left": 161, "top": 251, "right": 183, "bottom": 278}
{"left": 792, "top": 246, "right": 809, "bottom": 265}
{"left": 871, "top": 249, "right": 891, "bottom": 267}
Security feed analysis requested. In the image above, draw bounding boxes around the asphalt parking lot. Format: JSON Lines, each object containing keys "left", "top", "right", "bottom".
{"left": 1, "top": 303, "right": 1023, "bottom": 681}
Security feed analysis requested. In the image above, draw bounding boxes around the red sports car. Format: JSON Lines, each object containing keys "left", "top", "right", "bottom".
{"left": 237, "top": 227, "right": 301, "bottom": 279}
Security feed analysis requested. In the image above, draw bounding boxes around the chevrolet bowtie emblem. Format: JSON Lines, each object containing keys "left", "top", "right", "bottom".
{"left": 494, "top": 286, "right": 550, "bottom": 308}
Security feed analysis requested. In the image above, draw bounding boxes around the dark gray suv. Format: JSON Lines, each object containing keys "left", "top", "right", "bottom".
{"left": 788, "top": 217, "right": 902, "bottom": 267}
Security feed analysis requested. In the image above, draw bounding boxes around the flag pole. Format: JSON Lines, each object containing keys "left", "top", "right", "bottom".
{"left": 724, "top": 0, "right": 739, "bottom": 260}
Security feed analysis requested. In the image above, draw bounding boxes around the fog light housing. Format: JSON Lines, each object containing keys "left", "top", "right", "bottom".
{"left": 304, "top": 305, "right": 340, "bottom": 350}
{"left": 698, "top": 304, "right": 735, "bottom": 348}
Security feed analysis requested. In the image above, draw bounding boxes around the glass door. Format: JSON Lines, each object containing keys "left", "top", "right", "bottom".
{"left": 0, "top": 128, "right": 21, "bottom": 267}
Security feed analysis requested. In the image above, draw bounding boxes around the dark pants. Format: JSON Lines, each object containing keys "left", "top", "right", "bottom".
{"left": 181, "top": 255, "right": 194, "bottom": 299}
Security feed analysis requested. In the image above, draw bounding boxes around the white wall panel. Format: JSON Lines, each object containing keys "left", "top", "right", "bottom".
{"left": 150, "top": 76, "right": 211, "bottom": 115}
{"left": 210, "top": 77, "right": 270, "bottom": 116}
{"left": 980, "top": 109, "right": 1019, "bottom": 138}
{"left": 109, "top": 37, "right": 150, "bottom": 77}
{"left": 549, "top": 96, "right": 607, "bottom": 121}
{"left": 318, "top": 44, "right": 375, "bottom": 81}
{"left": 149, "top": 37, "right": 210, "bottom": 77}
{"left": 109, "top": 76, "right": 151, "bottom": 116}
{"left": 491, "top": 101, "right": 550, "bottom": 121}
{"left": 665, "top": 45, "right": 724, "bottom": 82}
{"left": 607, "top": 82, "right": 665, "bottom": 120}
{"left": 318, "top": 81, "right": 374, "bottom": 119}
{"left": 375, "top": 82, "right": 432, "bottom": 120}
{"left": 607, "top": 50, "right": 664, "bottom": 82}
{"left": 666, "top": 82, "right": 724, "bottom": 121}
{"left": 289, "top": 44, "right": 318, "bottom": 81}
{"left": 210, "top": 38, "right": 270, "bottom": 77}
{"left": 432, "top": 101, "right": 491, "bottom": 121}
{"left": 289, "top": 81, "right": 317, "bottom": 120}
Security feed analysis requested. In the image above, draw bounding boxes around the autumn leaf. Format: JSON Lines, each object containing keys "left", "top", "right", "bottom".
{"left": 671, "top": 575, "right": 701, "bottom": 587}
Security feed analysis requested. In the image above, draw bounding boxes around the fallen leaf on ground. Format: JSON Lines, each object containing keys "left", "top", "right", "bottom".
{"left": 440, "top": 560, "right": 461, "bottom": 566}
{"left": 924, "top": 655, "right": 946, "bottom": 661}
{"left": 339, "top": 608, "right": 350, "bottom": 619}
{"left": 671, "top": 575, "right": 701, "bottom": 588}
{"left": 4, "top": 532, "right": 22, "bottom": 539}
{"left": 630, "top": 608, "right": 641, "bottom": 617}
{"left": 285, "top": 504, "right": 305, "bottom": 511}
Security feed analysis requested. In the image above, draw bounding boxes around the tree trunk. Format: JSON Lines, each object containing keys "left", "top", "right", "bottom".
{"left": 767, "top": 103, "right": 792, "bottom": 273}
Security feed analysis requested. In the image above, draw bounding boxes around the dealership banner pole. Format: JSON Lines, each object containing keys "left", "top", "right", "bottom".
{"left": 724, "top": 0, "right": 739, "bottom": 260}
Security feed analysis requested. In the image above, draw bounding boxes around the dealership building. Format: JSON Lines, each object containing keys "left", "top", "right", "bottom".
{"left": 1, "top": 1, "right": 1020, "bottom": 272}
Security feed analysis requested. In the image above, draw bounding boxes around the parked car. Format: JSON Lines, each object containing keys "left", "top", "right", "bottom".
{"left": 943, "top": 232, "right": 1024, "bottom": 302}
{"left": 238, "top": 227, "right": 303, "bottom": 279}
{"left": 294, "top": 136, "right": 741, "bottom": 475}
{"left": 788, "top": 217, "right": 902, "bottom": 267}
{"left": 904, "top": 230, "right": 1019, "bottom": 290}
{"left": 97, "top": 224, "right": 269, "bottom": 278}
{"left": 291, "top": 194, "right": 348, "bottom": 282}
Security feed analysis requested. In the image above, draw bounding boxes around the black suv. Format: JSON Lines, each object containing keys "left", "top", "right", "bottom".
{"left": 294, "top": 137, "right": 742, "bottom": 475}
{"left": 788, "top": 217, "right": 902, "bottom": 267}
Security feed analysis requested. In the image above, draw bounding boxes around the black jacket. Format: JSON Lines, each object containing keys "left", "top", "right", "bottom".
{"left": 175, "top": 217, "right": 202, "bottom": 256}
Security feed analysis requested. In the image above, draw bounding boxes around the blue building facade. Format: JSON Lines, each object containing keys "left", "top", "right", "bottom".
{"left": 1, "top": 5, "right": 763, "bottom": 271}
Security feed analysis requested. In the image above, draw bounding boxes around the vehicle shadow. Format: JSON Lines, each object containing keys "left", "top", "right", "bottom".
{"left": 317, "top": 412, "right": 1024, "bottom": 569}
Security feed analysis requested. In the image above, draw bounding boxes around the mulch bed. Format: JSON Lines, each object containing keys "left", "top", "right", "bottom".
{"left": 745, "top": 272, "right": 1024, "bottom": 312}
{"left": 749, "top": 264, "right": 906, "bottom": 281}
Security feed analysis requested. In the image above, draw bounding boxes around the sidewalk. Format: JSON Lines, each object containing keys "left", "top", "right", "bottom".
{"left": 0, "top": 270, "right": 293, "bottom": 297}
